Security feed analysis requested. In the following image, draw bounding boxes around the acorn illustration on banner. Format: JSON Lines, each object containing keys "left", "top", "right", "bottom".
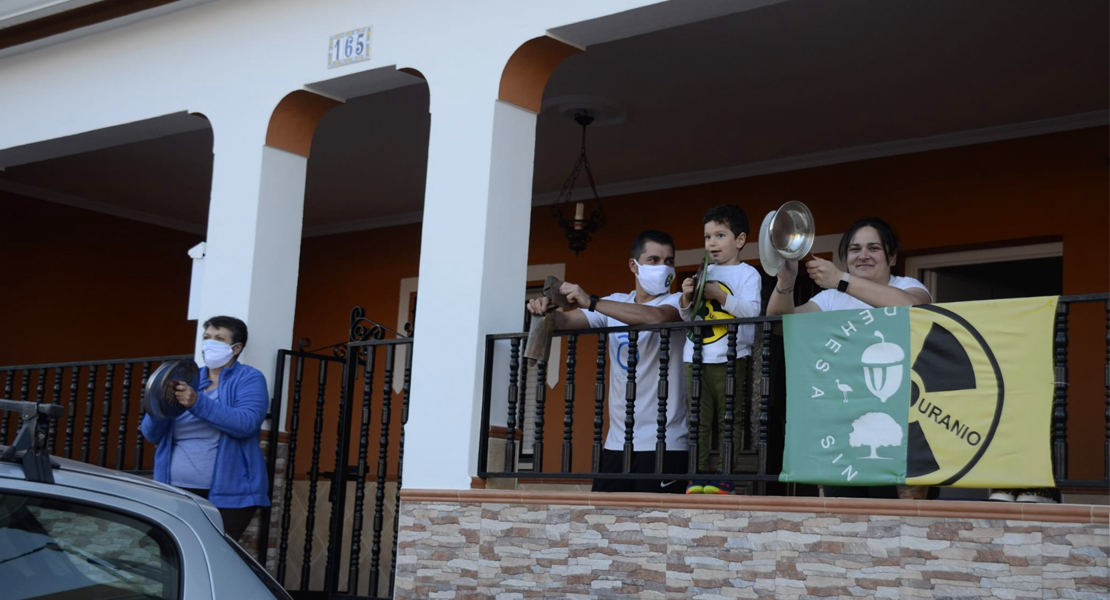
{"left": 862, "top": 330, "right": 905, "bottom": 403}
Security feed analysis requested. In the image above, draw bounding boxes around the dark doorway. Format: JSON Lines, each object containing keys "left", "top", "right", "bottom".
{"left": 928, "top": 257, "right": 1063, "bottom": 303}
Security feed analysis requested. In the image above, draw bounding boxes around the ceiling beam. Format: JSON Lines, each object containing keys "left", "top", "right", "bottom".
{"left": 0, "top": 177, "right": 205, "bottom": 234}
{"left": 0, "top": 0, "right": 182, "bottom": 51}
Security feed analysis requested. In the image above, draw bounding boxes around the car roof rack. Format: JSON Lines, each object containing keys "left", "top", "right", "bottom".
{"left": 0, "top": 399, "right": 64, "bottom": 484}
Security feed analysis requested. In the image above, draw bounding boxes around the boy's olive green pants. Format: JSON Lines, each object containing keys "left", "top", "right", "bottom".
{"left": 685, "top": 357, "right": 749, "bottom": 474}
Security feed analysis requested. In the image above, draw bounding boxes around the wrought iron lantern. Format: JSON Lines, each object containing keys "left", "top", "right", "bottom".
{"left": 551, "top": 112, "right": 607, "bottom": 256}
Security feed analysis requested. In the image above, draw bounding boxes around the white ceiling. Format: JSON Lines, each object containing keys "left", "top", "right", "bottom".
{"left": 1, "top": 0, "right": 1106, "bottom": 234}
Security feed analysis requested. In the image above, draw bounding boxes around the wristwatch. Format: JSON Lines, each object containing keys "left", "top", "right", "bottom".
{"left": 837, "top": 272, "right": 850, "bottom": 293}
{"left": 588, "top": 295, "right": 600, "bottom": 311}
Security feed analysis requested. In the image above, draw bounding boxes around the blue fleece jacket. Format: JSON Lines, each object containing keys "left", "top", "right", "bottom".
{"left": 141, "top": 360, "right": 271, "bottom": 508}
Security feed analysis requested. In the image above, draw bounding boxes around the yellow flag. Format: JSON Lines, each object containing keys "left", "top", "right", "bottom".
{"left": 906, "top": 296, "right": 1057, "bottom": 488}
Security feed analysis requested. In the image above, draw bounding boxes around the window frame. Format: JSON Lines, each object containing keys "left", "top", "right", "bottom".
{"left": 904, "top": 241, "right": 1063, "bottom": 300}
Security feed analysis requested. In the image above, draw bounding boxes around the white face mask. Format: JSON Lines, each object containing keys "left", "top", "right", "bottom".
{"left": 201, "top": 340, "right": 237, "bottom": 370}
{"left": 634, "top": 261, "right": 676, "bottom": 296}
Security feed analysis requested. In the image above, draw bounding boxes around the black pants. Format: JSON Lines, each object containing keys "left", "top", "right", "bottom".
{"left": 182, "top": 488, "right": 258, "bottom": 541}
{"left": 591, "top": 449, "right": 689, "bottom": 494}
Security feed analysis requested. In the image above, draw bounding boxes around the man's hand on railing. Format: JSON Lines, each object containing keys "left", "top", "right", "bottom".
{"left": 559, "top": 282, "right": 591, "bottom": 309}
{"left": 527, "top": 282, "right": 591, "bottom": 316}
{"left": 526, "top": 297, "right": 552, "bottom": 316}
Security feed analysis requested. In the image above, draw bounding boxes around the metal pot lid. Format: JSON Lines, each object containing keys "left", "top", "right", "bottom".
{"left": 143, "top": 359, "right": 200, "bottom": 421}
{"left": 768, "top": 200, "right": 815, "bottom": 261}
{"left": 758, "top": 210, "right": 786, "bottom": 277}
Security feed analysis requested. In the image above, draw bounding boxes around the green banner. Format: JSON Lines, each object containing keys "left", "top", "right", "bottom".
{"left": 780, "top": 306, "right": 911, "bottom": 486}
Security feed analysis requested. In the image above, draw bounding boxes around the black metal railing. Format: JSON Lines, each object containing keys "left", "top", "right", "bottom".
{"left": 261, "top": 347, "right": 345, "bottom": 580}
{"left": 0, "top": 354, "right": 191, "bottom": 472}
{"left": 0, "top": 307, "right": 413, "bottom": 600}
{"left": 268, "top": 307, "right": 413, "bottom": 600}
{"left": 478, "top": 293, "right": 1110, "bottom": 492}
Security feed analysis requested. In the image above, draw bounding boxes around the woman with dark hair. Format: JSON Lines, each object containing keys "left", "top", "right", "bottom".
{"left": 141, "top": 315, "right": 270, "bottom": 540}
{"left": 767, "top": 218, "right": 932, "bottom": 500}
{"left": 766, "top": 217, "right": 931, "bottom": 315}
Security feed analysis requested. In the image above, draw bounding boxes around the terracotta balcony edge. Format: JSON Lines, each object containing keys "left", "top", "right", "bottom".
{"left": 398, "top": 489, "right": 1106, "bottom": 524}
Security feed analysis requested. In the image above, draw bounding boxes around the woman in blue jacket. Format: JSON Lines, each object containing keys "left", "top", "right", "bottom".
{"left": 141, "top": 315, "right": 270, "bottom": 541}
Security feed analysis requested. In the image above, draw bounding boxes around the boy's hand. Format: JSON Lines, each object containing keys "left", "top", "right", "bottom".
{"left": 559, "top": 282, "right": 591, "bottom": 309}
{"left": 526, "top": 297, "right": 551, "bottom": 316}
{"left": 805, "top": 256, "right": 844, "bottom": 290}
{"left": 703, "top": 281, "right": 727, "bottom": 303}
{"left": 680, "top": 277, "right": 696, "bottom": 306}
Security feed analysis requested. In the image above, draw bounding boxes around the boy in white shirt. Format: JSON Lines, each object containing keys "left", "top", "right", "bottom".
{"left": 679, "top": 205, "right": 762, "bottom": 494}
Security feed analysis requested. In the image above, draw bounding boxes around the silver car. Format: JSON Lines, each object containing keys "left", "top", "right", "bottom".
{"left": 0, "top": 400, "right": 291, "bottom": 600}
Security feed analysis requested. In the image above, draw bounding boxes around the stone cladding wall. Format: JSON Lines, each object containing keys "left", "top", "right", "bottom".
{"left": 394, "top": 491, "right": 1109, "bottom": 599}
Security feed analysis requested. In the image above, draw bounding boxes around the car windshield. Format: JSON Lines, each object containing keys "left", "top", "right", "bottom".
{"left": 0, "top": 493, "right": 181, "bottom": 600}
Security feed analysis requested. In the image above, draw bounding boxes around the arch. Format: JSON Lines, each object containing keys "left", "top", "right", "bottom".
{"left": 399, "top": 67, "right": 426, "bottom": 81}
{"left": 498, "top": 36, "right": 581, "bottom": 113}
{"left": 265, "top": 90, "right": 341, "bottom": 158}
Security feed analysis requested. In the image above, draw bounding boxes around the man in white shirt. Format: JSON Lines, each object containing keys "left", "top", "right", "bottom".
{"left": 526, "top": 230, "right": 688, "bottom": 493}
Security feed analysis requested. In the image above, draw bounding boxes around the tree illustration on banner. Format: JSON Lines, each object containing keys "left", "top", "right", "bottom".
{"left": 850, "top": 412, "right": 903, "bottom": 459}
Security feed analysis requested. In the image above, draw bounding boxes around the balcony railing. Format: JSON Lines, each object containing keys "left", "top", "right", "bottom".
{"left": 0, "top": 354, "right": 191, "bottom": 472}
{"left": 478, "top": 293, "right": 1110, "bottom": 492}
{"left": 265, "top": 308, "right": 415, "bottom": 599}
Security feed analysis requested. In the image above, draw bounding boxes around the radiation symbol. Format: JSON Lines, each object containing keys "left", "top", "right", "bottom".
{"left": 687, "top": 281, "right": 734, "bottom": 345}
{"left": 906, "top": 305, "right": 1004, "bottom": 486}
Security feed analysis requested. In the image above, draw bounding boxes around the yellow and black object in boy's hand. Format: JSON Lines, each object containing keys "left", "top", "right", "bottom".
{"left": 687, "top": 251, "right": 735, "bottom": 345}
{"left": 688, "top": 280, "right": 735, "bottom": 345}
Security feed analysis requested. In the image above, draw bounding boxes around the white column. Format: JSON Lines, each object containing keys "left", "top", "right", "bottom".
{"left": 404, "top": 97, "right": 538, "bottom": 490}
{"left": 198, "top": 128, "right": 307, "bottom": 404}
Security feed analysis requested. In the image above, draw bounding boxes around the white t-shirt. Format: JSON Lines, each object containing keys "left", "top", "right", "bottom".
{"left": 809, "top": 275, "right": 931, "bottom": 312}
{"left": 584, "top": 291, "right": 688, "bottom": 451}
{"left": 681, "top": 262, "right": 762, "bottom": 364}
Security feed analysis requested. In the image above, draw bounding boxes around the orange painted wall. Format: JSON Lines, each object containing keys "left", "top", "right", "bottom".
{"left": 289, "top": 126, "right": 1109, "bottom": 481}
{"left": 0, "top": 191, "right": 199, "bottom": 365}
{"left": 292, "top": 224, "right": 422, "bottom": 349}
{"left": 283, "top": 224, "right": 422, "bottom": 481}
{"left": 0, "top": 190, "right": 201, "bottom": 467}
